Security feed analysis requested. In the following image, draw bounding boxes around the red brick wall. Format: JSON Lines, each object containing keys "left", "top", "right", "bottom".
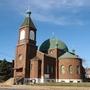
{"left": 59, "top": 58, "right": 82, "bottom": 79}
{"left": 30, "top": 60, "right": 39, "bottom": 78}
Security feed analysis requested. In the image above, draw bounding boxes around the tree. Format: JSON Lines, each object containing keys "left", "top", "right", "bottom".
{"left": 0, "top": 59, "right": 13, "bottom": 82}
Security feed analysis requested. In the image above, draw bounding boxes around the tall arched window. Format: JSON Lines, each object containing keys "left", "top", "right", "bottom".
{"left": 77, "top": 65, "right": 80, "bottom": 74}
{"left": 46, "top": 64, "right": 49, "bottom": 73}
{"left": 18, "top": 54, "right": 23, "bottom": 60}
{"left": 51, "top": 65, "right": 54, "bottom": 73}
{"left": 61, "top": 65, "right": 65, "bottom": 74}
{"left": 20, "top": 30, "right": 25, "bottom": 40}
{"left": 30, "top": 31, "right": 35, "bottom": 40}
{"left": 69, "top": 65, "right": 73, "bottom": 74}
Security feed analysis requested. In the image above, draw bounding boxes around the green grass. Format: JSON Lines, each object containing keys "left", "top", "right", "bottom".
{"left": 31, "top": 82, "right": 90, "bottom": 87}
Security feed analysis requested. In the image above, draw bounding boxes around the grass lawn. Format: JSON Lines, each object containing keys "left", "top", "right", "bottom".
{"left": 31, "top": 82, "right": 90, "bottom": 87}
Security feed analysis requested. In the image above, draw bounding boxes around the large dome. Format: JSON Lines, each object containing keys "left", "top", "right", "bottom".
{"left": 39, "top": 38, "right": 68, "bottom": 53}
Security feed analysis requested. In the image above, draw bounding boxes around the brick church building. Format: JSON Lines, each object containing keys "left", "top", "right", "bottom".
{"left": 14, "top": 12, "right": 85, "bottom": 84}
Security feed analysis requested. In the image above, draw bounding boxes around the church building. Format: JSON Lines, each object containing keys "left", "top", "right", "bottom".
{"left": 14, "top": 12, "right": 85, "bottom": 84}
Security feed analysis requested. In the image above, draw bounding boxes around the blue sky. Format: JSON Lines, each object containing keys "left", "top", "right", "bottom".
{"left": 0, "top": 0, "right": 90, "bottom": 67}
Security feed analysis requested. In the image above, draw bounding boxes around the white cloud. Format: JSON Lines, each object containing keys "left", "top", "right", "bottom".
{"left": 33, "top": 13, "right": 84, "bottom": 26}
{"left": 30, "top": 0, "right": 90, "bottom": 10}
{"left": 1, "top": 0, "right": 90, "bottom": 11}
{"left": 30, "top": 0, "right": 89, "bottom": 26}
{"left": 1, "top": 0, "right": 89, "bottom": 26}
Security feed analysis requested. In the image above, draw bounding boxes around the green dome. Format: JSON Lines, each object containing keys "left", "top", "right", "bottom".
{"left": 39, "top": 38, "right": 68, "bottom": 53}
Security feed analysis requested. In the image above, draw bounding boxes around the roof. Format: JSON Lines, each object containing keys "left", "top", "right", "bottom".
{"left": 59, "top": 52, "right": 79, "bottom": 59}
{"left": 21, "top": 12, "right": 36, "bottom": 29}
{"left": 39, "top": 38, "right": 68, "bottom": 53}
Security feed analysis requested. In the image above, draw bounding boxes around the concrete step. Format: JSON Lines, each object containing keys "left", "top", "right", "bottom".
{"left": 3, "top": 78, "right": 14, "bottom": 85}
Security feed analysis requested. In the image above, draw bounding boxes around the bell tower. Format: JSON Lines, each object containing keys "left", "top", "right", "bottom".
{"left": 18, "top": 11, "right": 37, "bottom": 59}
{"left": 14, "top": 12, "right": 37, "bottom": 81}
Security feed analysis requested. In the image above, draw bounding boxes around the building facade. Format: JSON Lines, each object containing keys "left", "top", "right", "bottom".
{"left": 14, "top": 12, "right": 85, "bottom": 84}
{"left": 85, "top": 68, "right": 90, "bottom": 78}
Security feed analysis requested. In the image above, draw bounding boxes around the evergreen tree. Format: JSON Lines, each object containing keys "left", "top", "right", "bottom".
{"left": 0, "top": 59, "right": 13, "bottom": 82}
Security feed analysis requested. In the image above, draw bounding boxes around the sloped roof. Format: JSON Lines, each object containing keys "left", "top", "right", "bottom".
{"left": 59, "top": 52, "right": 79, "bottom": 59}
{"left": 21, "top": 12, "right": 36, "bottom": 29}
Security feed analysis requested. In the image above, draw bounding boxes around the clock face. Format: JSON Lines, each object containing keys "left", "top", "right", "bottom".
{"left": 30, "top": 31, "right": 34, "bottom": 40}
{"left": 20, "top": 30, "right": 25, "bottom": 40}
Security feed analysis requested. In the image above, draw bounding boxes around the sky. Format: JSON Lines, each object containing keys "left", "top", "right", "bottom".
{"left": 0, "top": 0, "right": 90, "bottom": 67}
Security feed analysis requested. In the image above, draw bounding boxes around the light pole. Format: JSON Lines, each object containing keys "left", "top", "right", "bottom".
{"left": 56, "top": 41, "right": 58, "bottom": 82}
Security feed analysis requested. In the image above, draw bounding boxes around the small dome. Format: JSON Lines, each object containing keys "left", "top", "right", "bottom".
{"left": 59, "top": 52, "right": 79, "bottom": 59}
{"left": 39, "top": 38, "right": 68, "bottom": 53}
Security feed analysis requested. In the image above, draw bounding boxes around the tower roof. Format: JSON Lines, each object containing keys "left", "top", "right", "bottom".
{"left": 21, "top": 12, "right": 36, "bottom": 29}
{"left": 39, "top": 38, "right": 68, "bottom": 53}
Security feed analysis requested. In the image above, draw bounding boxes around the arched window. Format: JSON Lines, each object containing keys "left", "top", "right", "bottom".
{"left": 18, "top": 54, "right": 23, "bottom": 60}
{"left": 20, "top": 30, "right": 25, "bottom": 40}
{"left": 46, "top": 64, "right": 49, "bottom": 73}
{"left": 46, "top": 64, "right": 54, "bottom": 73}
{"left": 69, "top": 65, "right": 73, "bottom": 74}
{"left": 51, "top": 65, "right": 54, "bottom": 73}
{"left": 30, "top": 31, "right": 34, "bottom": 40}
{"left": 61, "top": 65, "right": 65, "bottom": 74}
{"left": 77, "top": 65, "right": 80, "bottom": 74}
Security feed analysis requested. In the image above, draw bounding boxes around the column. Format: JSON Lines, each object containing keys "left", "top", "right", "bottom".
{"left": 41, "top": 59, "right": 44, "bottom": 83}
